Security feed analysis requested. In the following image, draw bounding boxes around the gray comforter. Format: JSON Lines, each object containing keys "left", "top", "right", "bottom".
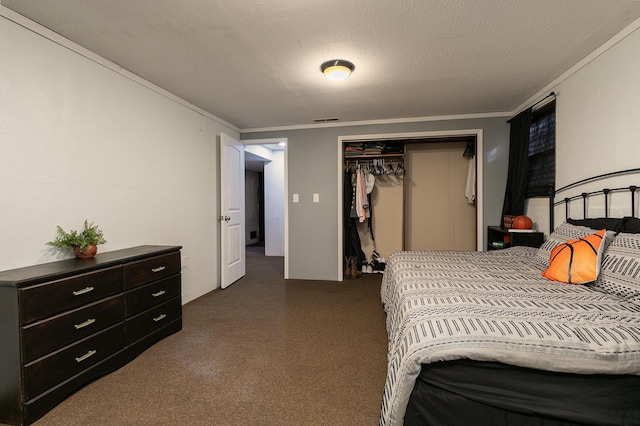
{"left": 380, "top": 246, "right": 640, "bottom": 426}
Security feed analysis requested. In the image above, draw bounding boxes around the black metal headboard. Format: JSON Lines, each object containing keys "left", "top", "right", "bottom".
{"left": 550, "top": 168, "right": 640, "bottom": 233}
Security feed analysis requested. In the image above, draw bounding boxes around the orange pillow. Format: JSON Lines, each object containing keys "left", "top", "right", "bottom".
{"left": 542, "top": 229, "right": 606, "bottom": 284}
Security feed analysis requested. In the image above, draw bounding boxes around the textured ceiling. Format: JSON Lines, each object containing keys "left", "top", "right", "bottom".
{"left": 4, "top": 1, "right": 640, "bottom": 130}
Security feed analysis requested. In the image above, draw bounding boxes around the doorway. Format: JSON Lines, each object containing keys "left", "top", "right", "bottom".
{"left": 242, "top": 138, "right": 288, "bottom": 277}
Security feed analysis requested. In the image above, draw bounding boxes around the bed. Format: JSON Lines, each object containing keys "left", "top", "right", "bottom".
{"left": 380, "top": 170, "right": 640, "bottom": 426}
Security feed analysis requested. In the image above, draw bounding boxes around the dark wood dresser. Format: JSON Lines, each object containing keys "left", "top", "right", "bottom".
{"left": 0, "top": 245, "right": 182, "bottom": 426}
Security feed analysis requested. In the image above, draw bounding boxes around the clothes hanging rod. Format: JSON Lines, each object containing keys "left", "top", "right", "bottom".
{"left": 344, "top": 157, "right": 404, "bottom": 163}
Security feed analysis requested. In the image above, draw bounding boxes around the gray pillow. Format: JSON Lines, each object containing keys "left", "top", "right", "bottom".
{"left": 594, "top": 232, "right": 640, "bottom": 303}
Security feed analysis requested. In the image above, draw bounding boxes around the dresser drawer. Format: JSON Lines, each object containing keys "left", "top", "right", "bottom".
{"left": 124, "top": 252, "right": 180, "bottom": 289}
{"left": 125, "top": 275, "right": 181, "bottom": 317}
{"left": 125, "top": 297, "right": 181, "bottom": 345}
{"left": 20, "top": 266, "right": 123, "bottom": 324}
{"left": 23, "top": 323, "right": 125, "bottom": 400}
{"left": 22, "top": 295, "right": 125, "bottom": 363}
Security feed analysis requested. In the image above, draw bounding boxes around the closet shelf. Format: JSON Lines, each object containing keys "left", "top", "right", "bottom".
{"left": 344, "top": 153, "right": 405, "bottom": 160}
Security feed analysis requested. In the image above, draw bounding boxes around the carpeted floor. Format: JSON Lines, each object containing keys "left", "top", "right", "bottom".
{"left": 33, "top": 247, "right": 388, "bottom": 425}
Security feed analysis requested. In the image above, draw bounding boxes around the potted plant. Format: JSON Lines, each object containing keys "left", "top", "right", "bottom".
{"left": 46, "top": 220, "right": 107, "bottom": 258}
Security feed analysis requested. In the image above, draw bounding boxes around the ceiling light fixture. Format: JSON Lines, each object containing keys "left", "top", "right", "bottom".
{"left": 320, "top": 59, "right": 355, "bottom": 81}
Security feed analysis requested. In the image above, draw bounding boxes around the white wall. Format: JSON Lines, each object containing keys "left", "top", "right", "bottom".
{"left": 555, "top": 26, "right": 640, "bottom": 187}
{"left": 526, "top": 24, "right": 640, "bottom": 233}
{"left": 0, "top": 14, "right": 239, "bottom": 303}
{"left": 264, "top": 151, "right": 285, "bottom": 256}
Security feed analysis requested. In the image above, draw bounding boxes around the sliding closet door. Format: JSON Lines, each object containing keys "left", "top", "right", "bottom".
{"left": 405, "top": 141, "right": 476, "bottom": 250}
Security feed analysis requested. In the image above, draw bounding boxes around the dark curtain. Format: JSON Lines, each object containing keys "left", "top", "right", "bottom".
{"left": 502, "top": 107, "right": 532, "bottom": 219}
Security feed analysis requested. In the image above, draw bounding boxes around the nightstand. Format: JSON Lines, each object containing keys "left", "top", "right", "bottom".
{"left": 487, "top": 226, "right": 544, "bottom": 250}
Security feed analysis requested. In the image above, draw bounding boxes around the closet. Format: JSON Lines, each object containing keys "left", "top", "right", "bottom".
{"left": 342, "top": 137, "right": 476, "bottom": 275}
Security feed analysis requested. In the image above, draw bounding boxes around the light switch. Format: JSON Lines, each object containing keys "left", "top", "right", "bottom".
{"left": 313, "top": 193, "right": 319, "bottom": 203}
{"left": 293, "top": 193, "right": 299, "bottom": 203}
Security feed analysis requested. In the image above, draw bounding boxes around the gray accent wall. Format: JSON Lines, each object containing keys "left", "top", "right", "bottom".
{"left": 243, "top": 117, "right": 510, "bottom": 280}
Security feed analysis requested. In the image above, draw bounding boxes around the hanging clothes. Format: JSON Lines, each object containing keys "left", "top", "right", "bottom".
{"left": 349, "top": 170, "right": 358, "bottom": 219}
{"left": 463, "top": 140, "right": 475, "bottom": 158}
{"left": 355, "top": 168, "right": 370, "bottom": 222}
{"left": 343, "top": 168, "right": 366, "bottom": 265}
{"left": 365, "top": 172, "right": 376, "bottom": 241}
{"left": 465, "top": 156, "right": 476, "bottom": 203}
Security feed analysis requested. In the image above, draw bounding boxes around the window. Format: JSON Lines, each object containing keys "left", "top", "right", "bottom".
{"left": 526, "top": 101, "right": 555, "bottom": 197}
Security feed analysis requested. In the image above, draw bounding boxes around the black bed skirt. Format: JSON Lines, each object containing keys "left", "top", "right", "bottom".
{"left": 404, "top": 360, "right": 640, "bottom": 426}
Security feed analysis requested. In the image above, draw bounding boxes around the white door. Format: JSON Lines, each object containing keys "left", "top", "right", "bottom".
{"left": 220, "top": 133, "right": 246, "bottom": 289}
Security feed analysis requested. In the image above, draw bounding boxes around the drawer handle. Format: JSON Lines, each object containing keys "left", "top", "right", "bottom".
{"left": 152, "top": 266, "right": 166, "bottom": 273}
{"left": 74, "top": 318, "right": 96, "bottom": 330}
{"left": 153, "top": 313, "right": 167, "bottom": 322}
{"left": 72, "top": 286, "right": 95, "bottom": 296}
{"left": 152, "top": 290, "right": 166, "bottom": 298}
{"left": 75, "top": 349, "right": 97, "bottom": 363}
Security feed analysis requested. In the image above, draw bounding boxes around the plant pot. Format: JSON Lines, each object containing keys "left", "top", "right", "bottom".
{"left": 74, "top": 244, "right": 98, "bottom": 259}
